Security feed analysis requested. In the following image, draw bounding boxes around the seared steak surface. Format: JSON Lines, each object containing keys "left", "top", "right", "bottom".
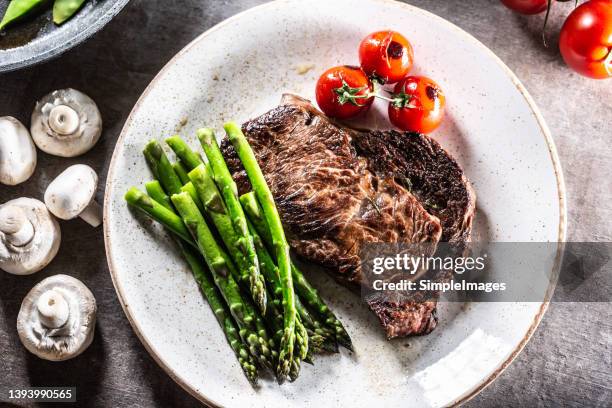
{"left": 223, "top": 94, "right": 475, "bottom": 338}
{"left": 353, "top": 130, "right": 475, "bottom": 247}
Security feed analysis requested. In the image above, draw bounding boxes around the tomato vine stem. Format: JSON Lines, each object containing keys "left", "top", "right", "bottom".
{"left": 333, "top": 80, "right": 415, "bottom": 109}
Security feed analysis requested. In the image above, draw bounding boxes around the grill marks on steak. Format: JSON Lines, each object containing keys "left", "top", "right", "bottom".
{"left": 222, "top": 94, "right": 475, "bottom": 338}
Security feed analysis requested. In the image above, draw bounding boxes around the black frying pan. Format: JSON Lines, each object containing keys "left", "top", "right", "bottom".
{"left": 0, "top": 0, "right": 129, "bottom": 73}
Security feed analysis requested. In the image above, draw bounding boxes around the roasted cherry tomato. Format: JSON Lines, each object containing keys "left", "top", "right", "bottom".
{"left": 500, "top": 0, "right": 548, "bottom": 15}
{"left": 315, "top": 65, "right": 374, "bottom": 119}
{"left": 358, "top": 30, "right": 414, "bottom": 84}
{"left": 559, "top": 0, "right": 612, "bottom": 79}
{"left": 388, "top": 76, "right": 445, "bottom": 134}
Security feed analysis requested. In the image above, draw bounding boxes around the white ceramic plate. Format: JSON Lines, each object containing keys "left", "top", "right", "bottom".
{"left": 104, "top": 0, "right": 566, "bottom": 406}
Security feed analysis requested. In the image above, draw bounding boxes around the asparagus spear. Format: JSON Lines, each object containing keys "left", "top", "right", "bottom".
{"left": 173, "top": 161, "right": 191, "bottom": 185}
{"left": 143, "top": 140, "right": 183, "bottom": 195}
{"left": 125, "top": 187, "right": 193, "bottom": 245}
{"left": 142, "top": 181, "right": 259, "bottom": 383}
{"left": 166, "top": 135, "right": 204, "bottom": 170}
{"left": 171, "top": 192, "right": 275, "bottom": 369}
{"left": 247, "top": 217, "right": 331, "bottom": 352}
{"left": 164, "top": 138, "right": 298, "bottom": 360}
{"left": 145, "top": 180, "right": 174, "bottom": 211}
{"left": 247, "top": 211, "right": 333, "bottom": 345}
{"left": 138, "top": 147, "right": 277, "bottom": 375}
{"left": 168, "top": 135, "right": 267, "bottom": 311}
{"left": 143, "top": 141, "right": 207, "bottom": 217}
{"left": 242, "top": 189, "right": 331, "bottom": 353}
{"left": 181, "top": 240, "right": 259, "bottom": 384}
{"left": 248, "top": 218, "right": 319, "bottom": 375}
{"left": 197, "top": 128, "right": 266, "bottom": 315}
{"left": 163, "top": 136, "right": 267, "bottom": 315}
{"left": 129, "top": 182, "right": 276, "bottom": 369}
{"left": 188, "top": 163, "right": 267, "bottom": 314}
{"left": 225, "top": 122, "right": 300, "bottom": 383}
{"left": 180, "top": 182, "right": 205, "bottom": 213}
{"left": 292, "top": 265, "right": 353, "bottom": 350}
{"left": 156, "top": 139, "right": 266, "bottom": 336}
{"left": 240, "top": 191, "right": 353, "bottom": 351}
{"left": 296, "top": 296, "right": 337, "bottom": 352}
{"left": 239, "top": 192, "right": 272, "bottom": 242}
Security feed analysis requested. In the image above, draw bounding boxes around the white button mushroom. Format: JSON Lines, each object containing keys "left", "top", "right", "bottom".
{"left": 44, "top": 164, "right": 102, "bottom": 227}
{"left": 30, "top": 89, "right": 102, "bottom": 157}
{"left": 0, "top": 116, "right": 37, "bottom": 186}
{"left": 17, "top": 274, "right": 96, "bottom": 361}
{"left": 0, "top": 198, "right": 61, "bottom": 275}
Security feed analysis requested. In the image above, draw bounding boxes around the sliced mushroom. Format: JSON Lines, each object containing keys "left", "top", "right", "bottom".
{"left": 0, "top": 198, "right": 61, "bottom": 275}
{"left": 17, "top": 274, "right": 96, "bottom": 361}
{"left": 31, "top": 89, "right": 102, "bottom": 157}
{"left": 44, "top": 164, "right": 102, "bottom": 227}
{"left": 0, "top": 116, "right": 37, "bottom": 185}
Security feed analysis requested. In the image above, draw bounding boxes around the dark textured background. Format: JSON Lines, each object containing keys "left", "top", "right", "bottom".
{"left": 0, "top": 1, "right": 610, "bottom": 407}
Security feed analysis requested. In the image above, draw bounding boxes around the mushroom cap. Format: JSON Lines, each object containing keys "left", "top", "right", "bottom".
{"left": 0, "top": 116, "right": 37, "bottom": 186}
{"left": 17, "top": 274, "right": 97, "bottom": 361}
{"left": 0, "top": 198, "right": 61, "bottom": 275}
{"left": 44, "top": 164, "right": 98, "bottom": 221}
{"left": 31, "top": 89, "right": 102, "bottom": 157}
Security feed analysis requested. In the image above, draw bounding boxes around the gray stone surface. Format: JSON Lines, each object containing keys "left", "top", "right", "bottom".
{"left": 0, "top": 0, "right": 610, "bottom": 407}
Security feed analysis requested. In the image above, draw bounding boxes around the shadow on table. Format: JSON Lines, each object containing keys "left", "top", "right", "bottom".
{"left": 509, "top": 3, "right": 567, "bottom": 66}
{"left": 24, "top": 320, "right": 106, "bottom": 405}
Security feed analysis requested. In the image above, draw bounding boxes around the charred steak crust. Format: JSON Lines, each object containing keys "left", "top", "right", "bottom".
{"left": 222, "top": 94, "right": 475, "bottom": 339}
{"left": 368, "top": 297, "right": 438, "bottom": 338}
{"left": 353, "top": 130, "right": 476, "bottom": 246}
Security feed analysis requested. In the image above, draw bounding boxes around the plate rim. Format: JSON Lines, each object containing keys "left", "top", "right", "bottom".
{"left": 103, "top": 0, "right": 568, "bottom": 406}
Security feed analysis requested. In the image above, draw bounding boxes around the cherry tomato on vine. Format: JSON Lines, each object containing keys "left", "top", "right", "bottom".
{"left": 315, "top": 66, "right": 374, "bottom": 119}
{"left": 358, "top": 30, "right": 414, "bottom": 84}
{"left": 559, "top": 0, "right": 612, "bottom": 79}
{"left": 388, "top": 76, "right": 445, "bottom": 134}
{"left": 500, "top": 0, "right": 548, "bottom": 15}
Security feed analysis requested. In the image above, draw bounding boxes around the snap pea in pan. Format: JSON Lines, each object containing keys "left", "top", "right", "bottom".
{"left": 0, "top": 0, "right": 129, "bottom": 73}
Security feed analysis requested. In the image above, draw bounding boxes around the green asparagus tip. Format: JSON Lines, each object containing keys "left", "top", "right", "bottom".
{"left": 276, "top": 373, "right": 287, "bottom": 385}
{"left": 246, "top": 372, "right": 258, "bottom": 386}
{"left": 303, "top": 354, "right": 314, "bottom": 365}
{"left": 196, "top": 128, "right": 216, "bottom": 145}
{"left": 322, "top": 339, "right": 340, "bottom": 353}
{"left": 338, "top": 335, "right": 354, "bottom": 352}
{"left": 288, "top": 360, "right": 301, "bottom": 382}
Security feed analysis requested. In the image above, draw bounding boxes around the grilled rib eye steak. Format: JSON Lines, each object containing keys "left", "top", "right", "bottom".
{"left": 223, "top": 94, "right": 476, "bottom": 338}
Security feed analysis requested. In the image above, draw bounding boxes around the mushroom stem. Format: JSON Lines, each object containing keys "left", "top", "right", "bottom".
{"left": 48, "top": 105, "right": 80, "bottom": 136}
{"left": 79, "top": 200, "right": 102, "bottom": 227}
{"left": 36, "top": 289, "right": 70, "bottom": 329}
{"left": 31, "top": 89, "right": 102, "bottom": 157}
{"left": 0, "top": 206, "right": 35, "bottom": 247}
